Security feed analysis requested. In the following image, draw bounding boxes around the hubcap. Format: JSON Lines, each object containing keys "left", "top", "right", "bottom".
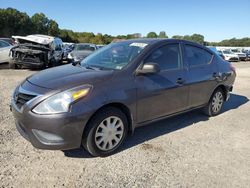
{"left": 95, "top": 116, "right": 124, "bottom": 151}
{"left": 211, "top": 92, "right": 223, "bottom": 113}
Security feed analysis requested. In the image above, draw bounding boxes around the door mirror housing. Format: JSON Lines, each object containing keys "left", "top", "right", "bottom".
{"left": 136, "top": 63, "right": 160, "bottom": 75}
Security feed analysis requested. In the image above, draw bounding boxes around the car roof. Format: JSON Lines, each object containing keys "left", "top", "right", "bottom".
{"left": 115, "top": 38, "right": 204, "bottom": 47}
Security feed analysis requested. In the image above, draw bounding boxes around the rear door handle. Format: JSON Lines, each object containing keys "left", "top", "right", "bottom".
{"left": 176, "top": 78, "right": 185, "bottom": 85}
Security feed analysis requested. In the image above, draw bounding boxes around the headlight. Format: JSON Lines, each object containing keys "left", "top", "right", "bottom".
{"left": 32, "top": 85, "right": 92, "bottom": 114}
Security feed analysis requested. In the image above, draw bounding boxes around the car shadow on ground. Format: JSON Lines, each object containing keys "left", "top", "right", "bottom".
{"left": 0, "top": 61, "right": 69, "bottom": 70}
{"left": 63, "top": 93, "right": 249, "bottom": 158}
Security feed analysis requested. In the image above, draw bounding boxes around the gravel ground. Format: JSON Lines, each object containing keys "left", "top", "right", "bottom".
{"left": 0, "top": 62, "right": 250, "bottom": 188}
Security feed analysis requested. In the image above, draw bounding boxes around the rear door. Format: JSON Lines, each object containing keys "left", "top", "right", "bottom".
{"left": 184, "top": 44, "right": 218, "bottom": 107}
{"left": 136, "top": 42, "right": 189, "bottom": 123}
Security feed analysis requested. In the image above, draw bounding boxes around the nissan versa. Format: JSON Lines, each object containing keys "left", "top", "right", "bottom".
{"left": 10, "top": 39, "right": 236, "bottom": 156}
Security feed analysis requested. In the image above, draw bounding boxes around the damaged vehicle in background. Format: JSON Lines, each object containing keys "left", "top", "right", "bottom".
{"left": 9, "top": 35, "right": 64, "bottom": 69}
{"left": 67, "top": 43, "right": 97, "bottom": 63}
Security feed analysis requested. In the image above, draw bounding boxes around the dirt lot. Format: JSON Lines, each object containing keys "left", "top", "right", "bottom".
{"left": 0, "top": 62, "right": 250, "bottom": 188}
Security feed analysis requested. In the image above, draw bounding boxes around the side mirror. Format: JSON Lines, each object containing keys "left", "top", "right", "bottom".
{"left": 136, "top": 63, "right": 160, "bottom": 75}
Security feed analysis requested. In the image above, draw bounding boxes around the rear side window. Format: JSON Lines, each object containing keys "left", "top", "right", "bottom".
{"left": 185, "top": 45, "right": 213, "bottom": 67}
{"left": 145, "top": 44, "right": 181, "bottom": 70}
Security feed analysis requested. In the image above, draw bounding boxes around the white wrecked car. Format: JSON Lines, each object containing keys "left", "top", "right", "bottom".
{"left": 10, "top": 34, "right": 64, "bottom": 69}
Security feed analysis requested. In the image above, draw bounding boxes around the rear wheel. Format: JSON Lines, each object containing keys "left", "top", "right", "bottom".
{"left": 203, "top": 88, "right": 224, "bottom": 116}
{"left": 82, "top": 107, "right": 128, "bottom": 157}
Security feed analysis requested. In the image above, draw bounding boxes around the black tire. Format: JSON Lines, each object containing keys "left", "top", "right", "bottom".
{"left": 82, "top": 107, "right": 128, "bottom": 157}
{"left": 203, "top": 88, "right": 224, "bottom": 117}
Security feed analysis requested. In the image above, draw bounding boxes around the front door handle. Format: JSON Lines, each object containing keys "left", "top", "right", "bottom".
{"left": 176, "top": 78, "right": 185, "bottom": 85}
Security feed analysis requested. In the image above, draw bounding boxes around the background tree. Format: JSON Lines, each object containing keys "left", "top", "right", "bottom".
{"left": 172, "top": 35, "right": 183, "bottom": 39}
{"left": 190, "top": 34, "right": 204, "bottom": 44}
{"left": 147, "top": 32, "right": 158, "bottom": 38}
{"left": 158, "top": 31, "right": 168, "bottom": 38}
{"left": 48, "top": 20, "right": 59, "bottom": 36}
{"left": 1, "top": 8, "right": 249, "bottom": 46}
{"left": 172, "top": 34, "right": 205, "bottom": 44}
{"left": 0, "top": 8, "right": 32, "bottom": 37}
{"left": 31, "top": 13, "right": 49, "bottom": 34}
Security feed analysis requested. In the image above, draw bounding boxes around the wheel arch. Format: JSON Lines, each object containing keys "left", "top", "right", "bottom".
{"left": 82, "top": 102, "right": 134, "bottom": 139}
{"left": 212, "top": 84, "right": 228, "bottom": 101}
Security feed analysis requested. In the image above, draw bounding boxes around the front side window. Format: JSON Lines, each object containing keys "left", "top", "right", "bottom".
{"left": 81, "top": 41, "right": 148, "bottom": 70}
{"left": 145, "top": 44, "right": 181, "bottom": 70}
{"left": 185, "top": 45, "right": 213, "bottom": 67}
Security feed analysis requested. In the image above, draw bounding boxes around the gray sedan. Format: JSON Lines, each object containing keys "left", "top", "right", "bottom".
{"left": 67, "top": 43, "right": 97, "bottom": 63}
{"left": 11, "top": 39, "right": 236, "bottom": 157}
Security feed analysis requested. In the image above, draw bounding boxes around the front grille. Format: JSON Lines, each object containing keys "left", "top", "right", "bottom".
{"left": 15, "top": 92, "right": 36, "bottom": 109}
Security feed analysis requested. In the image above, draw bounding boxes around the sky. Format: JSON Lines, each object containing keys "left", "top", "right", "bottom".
{"left": 1, "top": 0, "right": 250, "bottom": 42}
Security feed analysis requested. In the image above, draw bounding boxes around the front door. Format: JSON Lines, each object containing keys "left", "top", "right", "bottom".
{"left": 136, "top": 43, "right": 189, "bottom": 123}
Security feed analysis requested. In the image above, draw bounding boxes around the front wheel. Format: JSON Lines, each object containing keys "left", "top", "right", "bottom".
{"left": 203, "top": 88, "right": 224, "bottom": 116}
{"left": 82, "top": 107, "right": 128, "bottom": 157}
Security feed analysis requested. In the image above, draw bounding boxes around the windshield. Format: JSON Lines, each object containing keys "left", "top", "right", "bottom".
{"left": 74, "top": 44, "right": 96, "bottom": 51}
{"left": 80, "top": 41, "right": 148, "bottom": 70}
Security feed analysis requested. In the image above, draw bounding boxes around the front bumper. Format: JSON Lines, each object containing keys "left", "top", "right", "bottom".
{"left": 10, "top": 86, "right": 93, "bottom": 150}
{"left": 10, "top": 58, "right": 45, "bottom": 68}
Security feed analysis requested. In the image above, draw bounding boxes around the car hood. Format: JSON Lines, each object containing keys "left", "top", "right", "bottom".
{"left": 27, "top": 64, "right": 114, "bottom": 90}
